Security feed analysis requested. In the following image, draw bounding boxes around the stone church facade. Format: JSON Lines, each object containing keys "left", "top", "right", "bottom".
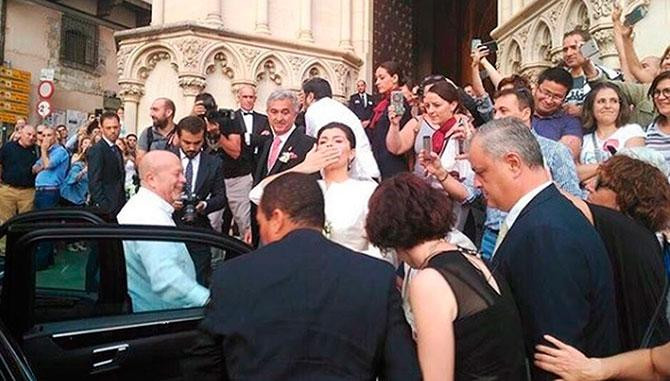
{"left": 493, "top": 0, "right": 669, "bottom": 83}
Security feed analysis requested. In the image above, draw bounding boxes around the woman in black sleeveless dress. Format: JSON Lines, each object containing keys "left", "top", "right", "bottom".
{"left": 366, "top": 173, "right": 526, "bottom": 380}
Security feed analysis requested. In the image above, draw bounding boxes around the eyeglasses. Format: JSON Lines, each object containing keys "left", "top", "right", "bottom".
{"left": 652, "top": 87, "right": 670, "bottom": 99}
{"left": 536, "top": 85, "right": 565, "bottom": 102}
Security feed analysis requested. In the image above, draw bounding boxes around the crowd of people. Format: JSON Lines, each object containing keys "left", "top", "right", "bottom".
{"left": 1, "top": 5, "right": 670, "bottom": 378}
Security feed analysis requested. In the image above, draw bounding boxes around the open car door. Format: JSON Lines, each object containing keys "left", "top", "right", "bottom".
{"left": 1, "top": 223, "right": 250, "bottom": 380}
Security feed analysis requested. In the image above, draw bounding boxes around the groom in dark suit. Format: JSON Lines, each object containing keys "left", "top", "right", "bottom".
{"left": 182, "top": 172, "right": 420, "bottom": 380}
{"left": 468, "top": 117, "right": 620, "bottom": 380}
{"left": 88, "top": 111, "right": 126, "bottom": 220}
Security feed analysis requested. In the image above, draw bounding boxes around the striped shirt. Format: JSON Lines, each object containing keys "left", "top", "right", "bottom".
{"left": 645, "top": 120, "right": 670, "bottom": 165}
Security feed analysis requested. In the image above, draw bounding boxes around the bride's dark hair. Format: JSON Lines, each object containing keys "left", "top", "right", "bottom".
{"left": 317, "top": 122, "right": 356, "bottom": 149}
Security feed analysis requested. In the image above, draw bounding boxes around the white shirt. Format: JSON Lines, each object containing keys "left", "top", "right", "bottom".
{"left": 117, "top": 187, "right": 210, "bottom": 312}
{"left": 240, "top": 108, "right": 254, "bottom": 135}
{"left": 580, "top": 124, "right": 645, "bottom": 164}
{"left": 503, "top": 181, "right": 553, "bottom": 230}
{"left": 102, "top": 136, "right": 116, "bottom": 148}
{"left": 179, "top": 150, "right": 201, "bottom": 193}
{"left": 304, "top": 97, "right": 381, "bottom": 180}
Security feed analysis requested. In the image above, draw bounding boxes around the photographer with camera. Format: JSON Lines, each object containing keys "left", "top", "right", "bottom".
{"left": 171, "top": 116, "right": 227, "bottom": 285}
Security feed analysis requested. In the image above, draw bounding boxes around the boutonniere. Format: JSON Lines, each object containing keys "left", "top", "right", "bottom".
{"left": 278, "top": 148, "right": 298, "bottom": 163}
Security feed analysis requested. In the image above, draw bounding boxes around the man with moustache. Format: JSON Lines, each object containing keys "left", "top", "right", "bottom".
{"left": 137, "top": 97, "right": 178, "bottom": 163}
{"left": 171, "top": 116, "right": 227, "bottom": 285}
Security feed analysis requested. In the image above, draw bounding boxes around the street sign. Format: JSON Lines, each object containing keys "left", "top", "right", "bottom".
{"left": 0, "top": 66, "right": 31, "bottom": 124}
{"left": 0, "top": 101, "right": 29, "bottom": 115}
{"left": 0, "top": 78, "right": 30, "bottom": 93}
{"left": 0, "top": 67, "right": 31, "bottom": 82}
{"left": 39, "top": 68, "right": 55, "bottom": 81}
{"left": 0, "top": 111, "right": 27, "bottom": 124}
{"left": 36, "top": 100, "right": 51, "bottom": 118}
{"left": 0, "top": 89, "right": 29, "bottom": 104}
{"left": 38, "top": 80, "right": 54, "bottom": 99}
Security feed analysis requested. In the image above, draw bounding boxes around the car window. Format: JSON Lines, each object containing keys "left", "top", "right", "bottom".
{"left": 34, "top": 239, "right": 116, "bottom": 323}
{"left": 30, "top": 234, "right": 242, "bottom": 323}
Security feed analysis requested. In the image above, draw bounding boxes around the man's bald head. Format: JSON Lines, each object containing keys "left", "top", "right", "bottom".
{"left": 138, "top": 150, "right": 185, "bottom": 204}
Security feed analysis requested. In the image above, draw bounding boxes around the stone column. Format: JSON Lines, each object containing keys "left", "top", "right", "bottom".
{"left": 118, "top": 82, "right": 144, "bottom": 134}
{"left": 339, "top": 0, "right": 353, "bottom": 50}
{"left": 178, "top": 75, "right": 207, "bottom": 108}
{"left": 255, "top": 0, "right": 270, "bottom": 34}
{"left": 205, "top": 0, "right": 222, "bottom": 24}
{"left": 151, "top": 0, "right": 164, "bottom": 26}
{"left": 298, "top": 0, "right": 314, "bottom": 42}
{"left": 511, "top": 0, "right": 523, "bottom": 15}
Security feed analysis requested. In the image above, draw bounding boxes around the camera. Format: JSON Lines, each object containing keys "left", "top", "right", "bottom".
{"left": 181, "top": 192, "right": 200, "bottom": 223}
{"left": 205, "top": 108, "right": 236, "bottom": 136}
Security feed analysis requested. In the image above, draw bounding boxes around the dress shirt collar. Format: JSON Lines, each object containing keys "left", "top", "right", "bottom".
{"left": 102, "top": 136, "right": 116, "bottom": 147}
{"left": 534, "top": 109, "right": 566, "bottom": 120}
{"left": 179, "top": 150, "right": 201, "bottom": 163}
{"left": 136, "top": 186, "right": 175, "bottom": 216}
{"left": 503, "top": 181, "right": 552, "bottom": 230}
{"left": 272, "top": 125, "right": 296, "bottom": 143}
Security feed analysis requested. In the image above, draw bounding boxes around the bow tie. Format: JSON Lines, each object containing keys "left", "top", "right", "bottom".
{"left": 242, "top": 111, "right": 253, "bottom": 116}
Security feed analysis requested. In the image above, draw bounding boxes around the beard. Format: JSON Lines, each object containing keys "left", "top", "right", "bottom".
{"left": 152, "top": 117, "right": 167, "bottom": 128}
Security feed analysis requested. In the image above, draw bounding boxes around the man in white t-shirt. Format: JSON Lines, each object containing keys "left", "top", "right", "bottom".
{"left": 302, "top": 77, "right": 380, "bottom": 179}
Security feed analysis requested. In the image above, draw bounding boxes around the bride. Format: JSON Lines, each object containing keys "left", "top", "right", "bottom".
{"left": 249, "top": 122, "right": 390, "bottom": 263}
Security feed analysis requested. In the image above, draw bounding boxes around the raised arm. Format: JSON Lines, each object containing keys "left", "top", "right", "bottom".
{"left": 611, "top": 3, "right": 635, "bottom": 81}
{"left": 621, "top": 22, "right": 656, "bottom": 84}
{"left": 385, "top": 107, "right": 419, "bottom": 155}
{"left": 480, "top": 57, "right": 504, "bottom": 90}
{"left": 470, "top": 47, "right": 490, "bottom": 98}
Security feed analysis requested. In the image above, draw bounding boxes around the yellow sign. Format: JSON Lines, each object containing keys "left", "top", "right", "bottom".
{"left": 0, "top": 89, "right": 29, "bottom": 104}
{"left": 0, "top": 67, "right": 31, "bottom": 83}
{"left": 0, "top": 78, "right": 30, "bottom": 93}
{"left": 0, "top": 111, "right": 27, "bottom": 124}
{"left": 0, "top": 101, "right": 29, "bottom": 115}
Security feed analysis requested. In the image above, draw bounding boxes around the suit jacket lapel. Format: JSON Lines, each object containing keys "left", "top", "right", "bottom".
{"left": 269, "top": 130, "right": 298, "bottom": 175}
{"left": 194, "top": 153, "right": 209, "bottom": 195}
{"left": 257, "top": 137, "right": 272, "bottom": 178}
{"left": 252, "top": 112, "right": 265, "bottom": 135}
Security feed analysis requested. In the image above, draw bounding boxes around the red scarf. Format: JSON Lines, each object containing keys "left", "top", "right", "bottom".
{"left": 431, "top": 117, "right": 457, "bottom": 154}
{"left": 369, "top": 95, "right": 390, "bottom": 129}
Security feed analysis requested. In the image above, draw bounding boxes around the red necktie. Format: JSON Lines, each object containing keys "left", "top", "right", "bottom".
{"left": 267, "top": 136, "right": 282, "bottom": 170}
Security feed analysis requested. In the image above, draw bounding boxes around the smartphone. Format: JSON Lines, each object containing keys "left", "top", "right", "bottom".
{"left": 390, "top": 90, "right": 406, "bottom": 116}
{"left": 580, "top": 39, "right": 600, "bottom": 59}
{"left": 480, "top": 40, "right": 498, "bottom": 53}
{"left": 624, "top": 3, "right": 648, "bottom": 26}
{"left": 471, "top": 38, "right": 482, "bottom": 51}
{"left": 422, "top": 136, "right": 431, "bottom": 153}
{"left": 457, "top": 119, "right": 466, "bottom": 154}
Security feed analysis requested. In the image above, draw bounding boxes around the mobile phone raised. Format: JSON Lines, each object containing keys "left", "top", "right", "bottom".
{"left": 624, "top": 3, "right": 648, "bottom": 26}
{"left": 471, "top": 39, "right": 482, "bottom": 51}
{"left": 390, "top": 90, "right": 406, "bottom": 116}
{"left": 580, "top": 39, "right": 600, "bottom": 60}
{"left": 422, "top": 136, "right": 431, "bottom": 153}
{"left": 480, "top": 40, "right": 498, "bottom": 53}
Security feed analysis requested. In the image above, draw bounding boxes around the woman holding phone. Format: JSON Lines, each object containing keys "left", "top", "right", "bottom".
{"left": 386, "top": 80, "right": 475, "bottom": 230}
{"left": 367, "top": 61, "right": 412, "bottom": 179}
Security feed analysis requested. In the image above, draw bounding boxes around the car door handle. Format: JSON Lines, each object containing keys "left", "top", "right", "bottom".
{"left": 92, "top": 343, "right": 128, "bottom": 368}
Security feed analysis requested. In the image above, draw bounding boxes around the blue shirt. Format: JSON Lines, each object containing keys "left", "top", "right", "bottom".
{"left": 532, "top": 110, "right": 583, "bottom": 142}
{"left": 464, "top": 132, "right": 583, "bottom": 230}
{"left": 34, "top": 144, "right": 69, "bottom": 187}
{"left": 59, "top": 161, "right": 88, "bottom": 205}
{"left": 117, "top": 187, "right": 209, "bottom": 312}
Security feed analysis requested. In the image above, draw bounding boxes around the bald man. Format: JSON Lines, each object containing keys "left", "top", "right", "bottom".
{"left": 117, "top": 150, "right": 210, "bottom": 312}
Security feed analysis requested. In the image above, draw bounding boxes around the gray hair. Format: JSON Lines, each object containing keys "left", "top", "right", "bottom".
{"left": 266, "top": 89, "right": 300, "bottom": 112}
{"left": 474, "top": 117, "right": 544, "bottom": 168}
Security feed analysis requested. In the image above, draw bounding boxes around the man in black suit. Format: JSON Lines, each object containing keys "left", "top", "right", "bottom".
{"left": 171, "top": 116, "right": 227, "bottom": 285}
{"left": 248, "top": 89, "right": 315, "bottom": 247}
{"left": 348, "top": 79, "right": 375, "bottom": 127}
{"left": 234, "top": 84, "right": 271, "bottom": 174}
{"left": 88, "top": 111, "right": 126, "bottom": 219}
{"left": 468, "top": 117, "right": 620, "bottom": 380}
{"left": 254, "top": 89, "right": 315, "bottom": 182}
{"left": 183, "top": 172, "right": 420, "bottom": 380}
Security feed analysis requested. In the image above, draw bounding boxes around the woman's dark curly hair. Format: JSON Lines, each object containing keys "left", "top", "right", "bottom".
{"left": 365, "top": 173, "right": 454, "bottom": 250}
{"left": 597, "top": 155, "right": 670, "bottom": 232}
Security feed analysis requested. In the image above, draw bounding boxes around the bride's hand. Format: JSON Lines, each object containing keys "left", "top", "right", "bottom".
{"left": 299, "top": 144, "right": 341, "bottom": 173}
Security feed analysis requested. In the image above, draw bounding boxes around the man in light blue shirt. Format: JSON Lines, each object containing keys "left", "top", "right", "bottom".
{"left": 32, "top": 126, "right": 69, "bottom": 209}
{"left": 117, "top": 150, "right": 209, "bottom": 312}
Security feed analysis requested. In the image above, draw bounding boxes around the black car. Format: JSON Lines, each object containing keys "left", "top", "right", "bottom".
{"left": 0, "top": 208, "right": 251, "bottom": 380}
